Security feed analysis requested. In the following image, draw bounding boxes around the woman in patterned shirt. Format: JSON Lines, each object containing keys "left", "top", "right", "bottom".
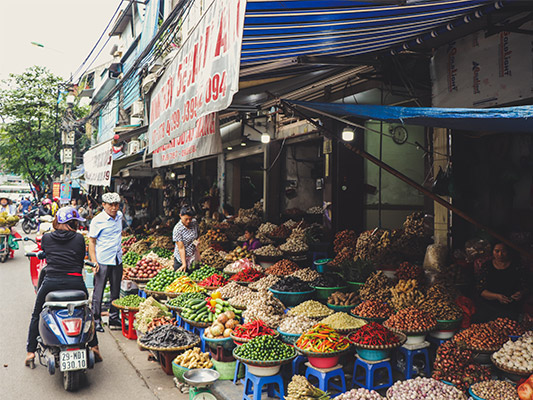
{"left": 173, "top": 206, "right": 199, "bottom": 272}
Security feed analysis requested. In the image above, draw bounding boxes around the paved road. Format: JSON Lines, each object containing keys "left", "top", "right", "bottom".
{"left": 0, "top": 242, "right": 159, "bottom": 399}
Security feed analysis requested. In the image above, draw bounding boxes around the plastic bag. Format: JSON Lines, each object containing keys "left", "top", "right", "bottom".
{"left": 423, "top": 244, "right": 447, "bottom": 271}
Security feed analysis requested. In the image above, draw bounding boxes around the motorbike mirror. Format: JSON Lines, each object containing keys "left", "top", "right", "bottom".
{"left": 14, "top": 238, "right": 22, "bottom": 242}
{"left": 23, "top": 237, "right": 29, "bottom": 241}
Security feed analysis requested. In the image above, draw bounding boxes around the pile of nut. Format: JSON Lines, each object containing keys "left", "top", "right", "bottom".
{"left": 200, "top": 248, "right": 227, "bottom": 270}
{"left": 280, "top": 238, "right": 309, "bottom": 254}
{"left": 390, "top": 279, "right": 425, "bottom": 311}
{"left": 227, "top": 289, "right": 256, "bottom": 308}
{"left": 352, "top": 300, "right": 393, "bottom": 319}
{"left": 242, "top": 290, "right": 286, "bottom": 328}
{"left": 490, "top": 317, "right": 527, "bottom": 336}
{"left": 253, "top": 244, "right": 283, "bottom": 257}
{"left": 321, "top": 312, "right": 366, "bottom": 331}
{"left": 327, "top": 291, "right": 358, "bottom": 306}
{"left": 265, "top": 259, "right": 299, "bottom": 275}
{"left": 291, "top": 268, "right": 320, "bottom": 282}
{"left": 384, "top": 306, "right": 436, "bottom": 332}
{"left": 278, "top": 314, "right": 316, "bottom": 334}
{"left": 216, "top": 281, "right": 253, "bottom": 299}
{"left": 453, "top": 321, "right": 511, "bottom": 351}
{"left": 470, "top": 381, "right": 519, "bottom": 400}
{"left": 249, "top": 275, "right": 280, "bottom": 290}
{"left": 288, "top": 300, "right": 334, "bottom": 318}
{"left": 395, "top": 262, "right": 425, "bottom": 283}
{"left": 492, "top": 332, "right": 533, "bottom": 373}
{"left": 359, "top": 271, "right": 393, "bottom": 302}
{"left": 258, "top": 222, "right": 278, "bottom": 236}
{"left": 204, "top": 229, "right": 228, "bottom": 243}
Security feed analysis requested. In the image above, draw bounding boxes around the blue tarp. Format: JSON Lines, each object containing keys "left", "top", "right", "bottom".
{"left": 287, "top": 100, "right": 533, "bottom": 133}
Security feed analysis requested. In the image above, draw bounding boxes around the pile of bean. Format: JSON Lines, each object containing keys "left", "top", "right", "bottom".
{"left": 419, "top": 298, "right": 463, "bottom": 320}
{"left": 384, "top": 306, "right": 436, "bottom": 332}
{"left": 167, "top": 292, "right": 206, "bottom": 308}
{"left": 216, "top": 281, "right": 253, "bottom": 299}
{"left": 242, "top": 290, "right": 286, "bottom": 328}
{"left": 253, "top": 244, "right": 283, "bottom": 257}
{"left": 335, "top": 388, "right": 383, "bottom": 400}
{"left": 234, "top": 334, "right": 295, "bottom": 361}
{"left": 114, "top": 295, "right": 145, "bottom": 308}
{"left": 387, "top": 377, "right": 465, "bottom": 400}
{"left": 492, "top": 332, "right": 533, "bottom": 373}
{"left": 348, "top": 322, "right": 399, "bottom": 347}
{"left": 310, "top": 272, "right": 345, "bottom": 288}
{"left": 265, "top": 259, "right": 299, "bottom": 275}
{"left": 320, "top": 312, "right": 366, "bottom": 331}
{"left": 490, "top": 317, "right": 527, "bottom": 336}
{"left": 288, "top": 300, "right": 333, "bottom": 318}
{"left": 352, "top": 300, "right": 393, "bottom": 319}
{"left": 453, "top": 322, "right": 508, "bottom": 350}
{"left": 359, "top": 271, "right": 393, "bottom": 302}
{"left": 249, "top": 275, "right": 280, "bottom": 290}
{"left": 278, "top": 315, "right": 316, "bottom": 334}
{"left": 139, "top": 325, "right": 199, "bottom": 349}
{"left": 470, "top": 381, "right": 519, "bottom": 400}
{"left": 334, "top": 230, "right": 358, "bottom": 253}
{"left": 270, "top": 225, "right": 291, "bottom": 239}
{"left": 271, "top": 276, "right": 311, "bottom": 292}
{"left": 201, "top": 247, "right": 227, "bottom": 270}
{"left": 291, "top": 268, "right": 320, "bottom": 282}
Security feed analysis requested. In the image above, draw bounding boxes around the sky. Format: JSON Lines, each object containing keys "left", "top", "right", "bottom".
{"left": 0, "top": 0, "right": 126, "bottom": 82}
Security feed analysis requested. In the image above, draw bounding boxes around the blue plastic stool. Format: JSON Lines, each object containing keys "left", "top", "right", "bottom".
{"left": 191, "top": 327, "right": 206, "bottom": 352}
{"left": 312, "top": 252, "right": 328, "bottom": 262}
{"left": 292, "top": 355, "right": 308, "bottom": 375}
{"left": 138, "top": 288, "right": 147, "bottom": 298}
{"left": 233, "top": 360, "right": 247, "bottom": 385}
{"left": 427, "top": 335, "right": 448, "bottom": 348}
{"left": 395, "top": 344, "right": 431, "bottom": 379}
{"left": 352, "top": 356, "right": 393, "bottom": 391}
{"left": 183, "top": 321, "right": 192, "bottom": 332}
{"left": 305, "top": 363, "right": 346, "bottom": 394}
{"left": 242, "top": 369, "right": 284, "bottom": 400}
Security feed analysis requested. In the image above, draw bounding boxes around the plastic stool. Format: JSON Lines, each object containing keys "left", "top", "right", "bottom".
{"left": 352, "top": 356, "right": 393, "bottom": 391}
{"left": 305, "top": 363, "right": 346, "bottom": 394}
{"left": 242, "top": 369, "right": 284, "bottom": 400}
{"left": 292, "top": 355, "right": 308, "bottom": 375}
{"left": 120, "top": 309, "right": 138, "bottom": 340}
{"left": 234, "top": 359, "right": 247, "bottom": 385}
{"left": 395, "top": 343, "right": 430, "bottom": 379}
{"left": 192, "top": 327, "right": 206, "bottom": 352}
{"left": 312, "top": 252, "right": 328, "bottom": 262}
{"left": 427, "top": 335, "right": 448, "bottom": 348}
{"left": 138, "top": 288, "right": 147, "bottom": 298}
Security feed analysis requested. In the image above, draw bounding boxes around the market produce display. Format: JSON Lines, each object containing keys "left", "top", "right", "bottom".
{"left": 143, "top": 251, "right": 175, "bottom": 269}
{"left": 329, "top": 247, "right": 355, "bottom": 267}
{"left": 310, "top": 272, "right": 345, "bottom": 288}
{"left": 129, "top": 239, "right": 151, "bottom": 255}
{"left": 249, "top": 275, "right": 280, "bottom": 291}
{"left": 432, "top": 340, "right": 491, "bottom": 392}
{"left": 228, "top": 290, "right": 258, "bottom": 308}
{"left": 320, "top": 312, "right": 366, "bottom": 332}
{"left": 173, "top": 347, "right": 213, "bottom": 369}
{"left": 491, "top": 317, "right": 527, "bottom": 336}
{"left": 265, "top": 259, "right": 299, "bottom": 275}
{"left": 150, "top": 236, "right": 174, "bottom": 251}
{"left": 258, "top": 222, "right": 278, "bottom": 236}
{"left": 387, "top": 377, "right": 466, "bottom": 400}
{"left": 288, "top": 300, "right": 334, "bottom": 318}
{"left": 232, "top": 320, "right": 277, "bottom": 340}
{"left": 395, "top": 262, "right": 425, "bottom": 283}
{"left": 223, "top": 258, "right": 261, "bottom": 274}
{"left": 113, "top": 294, "right": 146, "bottom": 308}
{"left": 306, "top": 206, "right": 323, "bottom": 215}
{"left": 335, "top": 388, "right": 384, "bottom": 400}
{"left": 200, "top": 247, "right": 227, "bottom": 270}
{"left": 470, "top": 381, "right": 519, "bottom": 400}
{"left": 139, "top": 325, "right": 199, "bottom": 349}
{"left": 453, "top": 320, "right": 511, "bottom": 351}
{"left": 165, "top": 276, "right": 204, "bottom": 293}
{"left": 122, "top": 236, "right": 137, "bottom": 252}
{"left": 291, "top": 267, "right": 320, "bottom": 282}
{"left": 384, "top": 306, "right": 437, "bottom": 333}
{"left": 233, "top": 334, "right": 295, "bottom": 361}
{"left": 198, "top": 273, "right": 228, "bottom": 288}
{"left": 225, "top": 246, "right": 253, "bottom": 262}
{"left": 229, "top": 267, "right": 264, "bottom": 283}
{"left": 124, "top": 256, "right": 165, "bottom": 280}
{"left": 334, "top": 230, "right": 358, "bottom": 253}
{"left": 278, "top": 315, "right": 316, "bottom": 335}
{"left": 204, "top": 312, "right": 239, "bottom": 339}
{"left": 389, "top": 279, "right": 425, "bottom": 311}
{"left": 351, "top": 301, "right": 393, "bottom": 319}
{"left": 253, "top": 244, "right": 283, "bottom": 257}
{"left": 134, "top": 297, "right": 172, "bottom": 334}
{"left": 328, "top": 291, "right": 358, "bottom": 306}
{"left": 207, "top": 296, "right": 242, "bottom": 319}
{"left": 203, "top": 229, "right": 228, "bottom": 243}
{"left": 242, "top": 290, "right": 286, "bottom": 328}
{"left": 269, "top": 224, "right": 291, "bottom": 240}
{"left": 167, "top": 292, "right": 205, "bottom": 308}
{"left": 340, "top": 258, "right": 376, "bottom": 283}
{"left": 419, "top": 297, "right": 463, "bottom": 321}
{"left": 147, "top": 316, "right": 176, "bottom": 332}
{"left": 215, "top": 281, "right": 253, "bottom": 299}
{"left": 492, "top": 332, "right": 533, "bottom": 374}
{"left": 296, "top": 323, "right": 350, "bottom": 353}
{"left": 286, "top": 375, "right": 329, "bottom": 400}
{"left": 145, "top": 269, "right": 185, "bottom": 291}
{"left": 518, "top": 376, "right": 533, "bottom": 400}
{"left": 280, "top": 237, "right": 309, "bottom": 254}
{"left": 348, "top": 323, "right": 401, "bottom": 347}
{"left": 188, "top": 265, "right": 220, "bottom": 281}
{"left": 270, "top": 276, "right": 312, "bottom": 292}
{"left": 234, "top": 203, "right": 263, "bottom": 226}
{"left": 150, "top": 246, "right": 173, "bottom": 259}
{"left": 359, "top": 271, "right": 393, "bottom": 302}
{"left": 123, "top": 251, "right": 142, "bottom": 267}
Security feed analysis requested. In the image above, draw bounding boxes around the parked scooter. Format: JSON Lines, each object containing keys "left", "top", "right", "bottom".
{"left": 19, "top": 236, "right": 45, "bottom": 293}
{"left": 24, "top": 248, "right": 97, "bottom": 391}
{"left": 21, "top": 208, "right": 39, "bottom": 234}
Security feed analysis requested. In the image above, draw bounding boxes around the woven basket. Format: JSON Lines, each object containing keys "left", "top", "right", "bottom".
{"left": 137, "top": 336, "right": 200, "bottom": 352}
{"left": 111, "top": 300, "right": 142, "bottom": 312}
{"left": 348, "top": 331, "right": 407, "bottom": 350}
{"left": 180, "top": 316, "right": 211, "bottom": 328}
{"left": 232, "top": 349, "right": 296, "bottom": 367}
{"left": 491, "top": 355, "right": 532, "bottom": 376}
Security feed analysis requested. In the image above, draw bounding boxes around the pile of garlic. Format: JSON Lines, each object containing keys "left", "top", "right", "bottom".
{"left": 492, "top": 331, "right": 533, "bottom": 373}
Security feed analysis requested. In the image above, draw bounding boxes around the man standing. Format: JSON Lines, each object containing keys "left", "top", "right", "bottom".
{"left": 88, "top": 192, "right": 123, "bottom": 332}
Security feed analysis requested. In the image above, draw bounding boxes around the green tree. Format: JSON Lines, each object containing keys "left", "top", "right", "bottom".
{"left": 0, "top": 66, "right": 88, "bottom": 197}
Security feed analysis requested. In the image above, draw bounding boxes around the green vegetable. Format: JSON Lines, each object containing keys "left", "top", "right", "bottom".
{"left": 114, "top": 295, "right": 145, "bottom": 308}
{"left": 189, "top": 266, "right": 224, "bottom": 281}
{"left": 145, "top": 269, "right": 186, "bottom": 291}
{"left": 123, "top": 251, "right": 142, "bottom": 267}
{"left": 234, "top": 335, "right": 295, "bottom": 361}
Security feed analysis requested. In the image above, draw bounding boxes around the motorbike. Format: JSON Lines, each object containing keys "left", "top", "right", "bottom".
{"left": 23, "top": 243, "right": 97, "bottom": 391}
{"left": 21, "top": 236, "right": 45, "bottom": 292}
{"left": 21, "top": 208, "right": 39, "bottom": 234}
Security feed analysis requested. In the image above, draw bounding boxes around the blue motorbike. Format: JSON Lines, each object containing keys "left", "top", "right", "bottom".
{"left": 26, "top": 251, "right": 97, "bottom": 391}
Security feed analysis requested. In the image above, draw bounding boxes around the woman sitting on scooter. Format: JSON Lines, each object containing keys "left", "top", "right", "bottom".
{"left": 25, "top": 206, "right": 102, "bottom": 366}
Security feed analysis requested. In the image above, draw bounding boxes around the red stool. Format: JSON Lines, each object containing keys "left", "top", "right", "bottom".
{"left": 120, "top": 309, "right": 138, "bottom": 340}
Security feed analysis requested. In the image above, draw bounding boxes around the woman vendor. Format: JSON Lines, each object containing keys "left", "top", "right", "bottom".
{"left": 242, "top": 225, "right": 261, "bottom": 251}
{"left": 474, "top": 242, "right": 529, "bottom": 322}
{"left": 172, "top": 206, "right": 199, "bottom": 272}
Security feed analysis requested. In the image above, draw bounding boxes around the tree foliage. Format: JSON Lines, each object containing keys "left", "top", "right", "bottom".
{"left": 0, "top": 66, "right": 88, "bottom": 195}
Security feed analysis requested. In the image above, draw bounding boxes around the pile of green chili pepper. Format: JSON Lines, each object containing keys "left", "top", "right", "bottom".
{"left": 295, "top": 323, "right": 350, "bottom": 353}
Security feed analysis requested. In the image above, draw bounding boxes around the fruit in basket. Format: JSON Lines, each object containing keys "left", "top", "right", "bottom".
{"left": 225, "top": 246, "right": 252, "bottom": 262}
{"left": 0, "top": 227, "right": 10, "bottom": 235}
{"left": 205, "top": 315, "right": 240, "bottom": 339}
{"left": 204, "top": 229, "right": 228, "bottom": 243}
{"left": 234, "top": 334, "right": 295, "bottom": 361}
{"left": 126, "top": 257, "right": 164, "bottom": 279}
{"left": 145, "top": 269, "right": 185, "bottom": 291}
{"left": 0, "top": 218, "right": 6, "bottom": 227}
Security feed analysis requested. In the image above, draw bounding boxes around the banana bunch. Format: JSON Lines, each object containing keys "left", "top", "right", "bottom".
{"left": 286, "top": 375, "right": 330, "bottom": 400}
{"left": 390, "top": 279, "right": 425, "bottom": 311}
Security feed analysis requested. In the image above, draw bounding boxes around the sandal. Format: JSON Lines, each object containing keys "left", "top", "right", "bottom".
{"left": 25, "top": 353, "right": 35, "bottom": 369}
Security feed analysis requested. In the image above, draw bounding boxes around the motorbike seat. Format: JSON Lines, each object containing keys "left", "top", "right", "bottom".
{"left": 45, "top": 290, "right": 87, "bottom": 302}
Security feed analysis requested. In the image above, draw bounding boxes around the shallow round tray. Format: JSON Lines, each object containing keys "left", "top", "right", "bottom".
{"left": 131, "top": 277, "right": 151, "bottom": 283}
{"left": 491, "top": 354, "right": 533, "bottom": 376}
{"left": 183, "top": 368, "right": 220, "bottom": 388}
{"left": 165, "top": 304, "right": 182, "bottom": 312}
{"left": 348, "top": 331, "right": 406, "bottom": 350}
{"left": 232, "top": 348, "right": 296, "bottom": 367}
{"left": 294, "top": 345, "right": 350, "bottom": 359}
{"left": 384, "top": 324, "right": 437, "bottom": 336}
{"left": 458, "top": 342, "right": 501, "bottom": 353}
{"left": 436, "top": 318, "right": 463, "bottom": 330}
{"left": 350, "top": 313, "right": 389, "bottom": 323}
{"left": 144, "top": 289, "right": 167, "bottom": 297}
{"left": 198, "top": 285, "right": 225, "bottom": 290}
{"left": 180, "top": 316, "right": 211, "bottom": 328}
{"left": 111, "top": 300, "right": 142, "bottom": 312}
{"left": 230, "top": 331, "right": 278, "bottom": 344}
{"left": 137, "top": 336, "right": 200, "bottom": 352}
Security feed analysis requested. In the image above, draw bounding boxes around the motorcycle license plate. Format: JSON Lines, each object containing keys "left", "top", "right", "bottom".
{"left": 59, "top": 349, "right": 87, "bottom": 371}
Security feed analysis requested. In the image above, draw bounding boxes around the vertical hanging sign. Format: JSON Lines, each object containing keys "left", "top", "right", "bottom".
{"left": 83, "top": 140, "right": 113, "bottom": 187}
{"left": 148, "top": 0, "right": 247, "bottom": 153}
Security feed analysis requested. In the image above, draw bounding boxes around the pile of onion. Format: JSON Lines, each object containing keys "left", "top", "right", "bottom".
{"left": 204, "top": 311, "right": 239, "bottom": 339}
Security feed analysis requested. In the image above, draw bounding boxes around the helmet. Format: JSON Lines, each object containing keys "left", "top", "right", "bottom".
{"left": 56, "top": 206, "right": 86, "bottom": 224}
{"left": 53, "top": 197, "right": 59, "bottom": 202}
{"left": 42, "top": 199, "right": 52, "bottom": 205}
{"left": 102, "top": 192, "right": 121, "bottom": 204}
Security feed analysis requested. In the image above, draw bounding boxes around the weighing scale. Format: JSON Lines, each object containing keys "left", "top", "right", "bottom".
{"left": 183, "top": 369, "right": 220, "bottom": 400}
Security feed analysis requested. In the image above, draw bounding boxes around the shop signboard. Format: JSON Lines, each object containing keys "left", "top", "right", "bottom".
{"left": 152, "top": 113, "right": 221, "bottom": 167}
{"left": 147, "top": 0, "right": 246, "bottom": 152}
{"left": 83, "top": 140, "right": 113, "bottom": 187}
{"left": 60, "top": 182, "right": 72, "bottom": 202}
{"left": 52, "top": 182, "right": 61, "bottom": 199}
{"left": 431, "top": 21, "right": 533, "bottom": 108}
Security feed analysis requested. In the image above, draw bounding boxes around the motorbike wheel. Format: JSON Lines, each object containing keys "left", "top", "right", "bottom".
{"left": 22, "top": 220, "right": 32, "bottom": 234}
{"left": 63, "top": 370, "right": 81, "bottom": 392}
{"left": 0, "top": 254, "right": 7, "bottom": 263}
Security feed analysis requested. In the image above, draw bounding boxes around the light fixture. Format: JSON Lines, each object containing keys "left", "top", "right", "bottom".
{"left": 240, "top": 141, "right": 247, "bottom": 147}
{"left": 170, "top": 172, "right": 176, "bottom": 178}
{"left": 227, "top": 146, "right": 233, "bottom": 150}
{"left": 261, "top": 133, "right": 271, "bottom": 144}
{"left": 342, "top": 127, "right": 354, "bottom": 142}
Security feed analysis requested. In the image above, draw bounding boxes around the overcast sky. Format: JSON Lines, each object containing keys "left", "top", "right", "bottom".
{"left": 0, "top": 0, "right": 124, "bottom": 82}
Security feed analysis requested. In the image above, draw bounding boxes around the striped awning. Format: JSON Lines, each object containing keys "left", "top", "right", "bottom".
{"left": 241, "top": 0, "right": 504, "bottom": 65}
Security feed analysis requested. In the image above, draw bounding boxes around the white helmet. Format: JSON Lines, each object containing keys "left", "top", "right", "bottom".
{"left": 102, "top": 192, "right": 121, "bottom": 204}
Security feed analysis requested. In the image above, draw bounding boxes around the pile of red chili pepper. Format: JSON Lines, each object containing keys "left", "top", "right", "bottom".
{"left": 198, "top": 273, "right": 228, "bottom": 287}
{"left": 348, "top": 322, "right": 400, "bottom": 347}
{"left": 296, "top": 323, "right": 350, "bottom": 353}
{"left": 232, "top": 319, "right": 276, "bottom": 340}
{"left": 229, "top": 267, "right": 264, "bottom": 282}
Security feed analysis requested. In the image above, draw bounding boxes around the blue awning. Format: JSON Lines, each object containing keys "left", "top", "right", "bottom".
{"left": 242, "top": 0, "right": 503, "bottom": 65}
{"left": 287, "top": 100, "right": 533, "bottom": 133}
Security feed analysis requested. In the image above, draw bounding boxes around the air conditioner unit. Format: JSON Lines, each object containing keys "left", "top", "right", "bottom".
{"left": 142, "top": 73, "right": 158, "bottom": 94}
{"left": 131, "top": 100, "right": 144, "bottom": 118}
{"left": 127, "top": 140, "right": 140, "bottom": 155}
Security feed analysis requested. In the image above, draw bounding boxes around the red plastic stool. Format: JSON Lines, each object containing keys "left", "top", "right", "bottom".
{"left": 120, "top": 309, "right": 138, "bottom": 340}
{"left": 158, "top": 350, "right": 180, "bottom": 375}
